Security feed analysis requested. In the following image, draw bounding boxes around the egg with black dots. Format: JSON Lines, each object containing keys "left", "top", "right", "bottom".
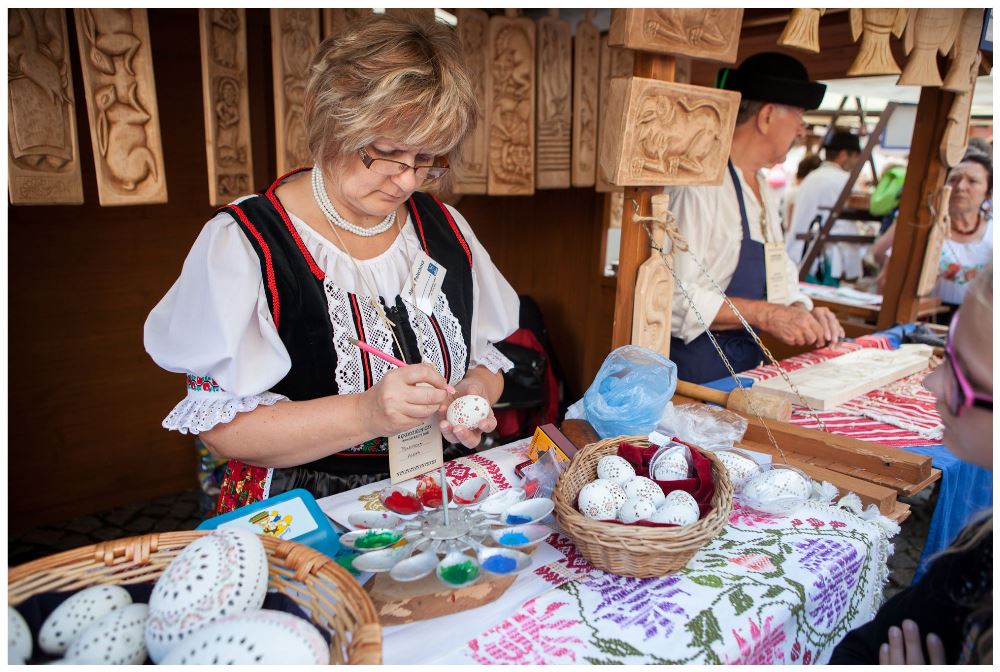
{"left": 8, "top": 606, "right": 32, "bottom": 662}
{"left": 65, "top": 603, "right": 148, "bottom": 665}
{"left": 38, "top": 585, "right": 132, "bottom": 655}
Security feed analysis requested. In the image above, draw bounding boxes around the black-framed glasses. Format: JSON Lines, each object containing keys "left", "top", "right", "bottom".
{"left": 943, "top": 309, "right": 993, "bottom": 417}
{"left": 358, "top": 146, "right": 449, "bottom": 182}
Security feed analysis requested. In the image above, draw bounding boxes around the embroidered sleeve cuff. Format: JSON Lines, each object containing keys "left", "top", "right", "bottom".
{"left": 162, "top": 391, "right": 288, "bottom": 435}
{"left": 470, "top": 343, "right": 515, "bottom": 374}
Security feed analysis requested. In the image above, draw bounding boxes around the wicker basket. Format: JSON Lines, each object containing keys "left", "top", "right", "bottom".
{"left": 8, "top": 531, "right": 381, "bottom": 664}
{"left": 553, "top": 436, "right": 733, "bottom": 578}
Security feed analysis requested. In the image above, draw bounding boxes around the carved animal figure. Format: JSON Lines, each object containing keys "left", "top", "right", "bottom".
{"left": 643, "top": 9, "right": 727, "bottom": 48}
{"left": 848, "top": 9, "right": 909, "bottom": 76}
{"left": 78, "top": 8, "right": 141, "bottom": 76}
{"left": 778, "top": 8, "right": 826, "bottom": 53}
{"left": 94, "top": 82, "right": 157, "bottom": 190}
{"left": 942, "top": 9, "right": 985, "bottom": 93}
{"left": 899, "top": 9, "right": 962, "bottom": 86}
{"left": 631, "top": 95, "right": 723, "bottom": 179}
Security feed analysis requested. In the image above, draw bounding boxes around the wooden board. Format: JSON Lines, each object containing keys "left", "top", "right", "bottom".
{"left": 940, "top": 53, "right": 980, "bottom": 168}
{"left": 487, "top": 14, "right": 535, "bottom": 196}
{"left": 535, "top": 12, "right": 571, "bottom": 189}
{"left": 571, "top": 14, "right": 599, "bottom": 188}
{"left": 778, "top": 9, "right": 826, "bottom": 53}
{"left": 270, "top": 9, "right": 319, "bottom": 176}
{"left": 322, "top": 8, "right": 371, "bottom": 39}
{"left": 74, "top": 8, "right": 167, "bottom": 205}
{"left": 942, "top": 9, "right": 985, "bottom": 92}
{"left": 452, "top": 9, "right": 490, "bottom": 195}
{"left": 751, "top": 345, "right": 934, "bottom": 411}
{"left": 630, "top": 194, "right": 673, "bottom": 357}
{"left": 608, "top": 9, "right": 743, "bottom": 64}
{"left": 367, "top": 566, "right": 517, "bottom": 626}
{"left": 917, "top": 185, "right": 950, "bottom": 296}
{"left": 8, "top": 8, "right": 84, "bottom": 205}
{"left": 898, "top": 9, "right": 961, "bottom": 87}
{"left": 599, "top": 76, "right": 739, "bottom": 188}
{"left": 199, "top": 9, "right": 254, "bottom": 206}
{"left": 847, "top": 9, "right": 909, "bottom": 76}
{"left": 595, "top": 37, "right": 633, "bottom": 193}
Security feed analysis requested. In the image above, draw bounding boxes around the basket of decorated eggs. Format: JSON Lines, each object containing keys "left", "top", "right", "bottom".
{"left": 8, "top": 530, "right": 381, "bottom": 664}
{"left": 552, "top": 435, "right": 733, "bottom": 578}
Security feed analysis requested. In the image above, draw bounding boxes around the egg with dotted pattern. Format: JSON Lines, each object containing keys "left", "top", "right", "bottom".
{"left": 145, "top": 528, "right": 268, "bottom": 663}
{"left": 160, "top": 609, "right": 327, "bottom": 665}
{"left": 650, "top": 449, "right": 689, "bottom": 481}
{"left": 741, "top": 467, "right": 812, "bottom": 514}
{"left": 446, "top": 395, "right": 490, "bottom": 428}
{"left": 577, "top": 480, "right": 618, "bottom": 520}
{"left": 605, "top": 481, "right": 627, "bottom": 514}
{"left": 623, "top": 476, "right": 666, "bottom": 507}
{"left": 8, "top": 606, "right": 32, "bottom": 661}
{"left": 65, "top": 603, "right": 148, "bottom": 665}
{"left": 648, "top": 502, "right": 699, "bottom": 526}
{"left": 38, "top": 585, "right": 132, "bottom": 655}
{"left": 618, "top": 497, "right": 657, "bottom": 524}
{"left": 714, "top": 450, "right": 761, "bottom": 484}
{"left": 596, "top": 455, "right": 636, "bottom": 485}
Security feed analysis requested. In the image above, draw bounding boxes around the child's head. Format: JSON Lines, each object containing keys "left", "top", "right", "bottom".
{"left": 924, "top": 265, "right": 993, "bottom": 469}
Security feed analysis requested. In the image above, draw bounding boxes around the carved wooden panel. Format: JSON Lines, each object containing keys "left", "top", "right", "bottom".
{"left": 847, "top": 9, "right": 909, "bottom": 76}
{"left": 917, "top": 185, "right": 950, "bottom": 296}
{"left": 487, "top": 14, "right": 535, "bottom": 196}
{"left": 940, "top": 52, "right": 981, "bottom": 168}
{"left": 199, "top": 9, "right": 253, "bottom": 206}
{"left": 600, "top": 77, "right": 740, "bottom": 188}
{"left": 631, "top": 194, "right": 673, "bottom": 358}
{"left": 943, "top": 9, "right": 986, "bottom": 93}
{"left": 8, "top": 8, "right": 84, "bottom": 205}
{"left": 384, "top": 8, "right": 435, "bottom": 22}
{"left": 534, "top": 13, "right": 571, "bottom": 189}
{"left": 74, "top": 8, "right": 166, "bottom": 205}
{"left": 778, "top": 8, "right": 826, "bottom": 53}
{"left": 452, "top": 9, "right": 490, "bottom": 195}
{"left": 271, "top": 9, "right": 319, "bottom": 175}
{"left": 596, "top": 36, "right": 633, "bottom": 194}
{"left": 608, "top": 9, "right": 743, "bottom": 64}
{"left": 899, "top": 9, "right": 962, "bottom": 87}
{"left": 571, "top": 14, "right": 600, "bottom": 188}
{"left": 322, "top": 8, "right": 372, "bottom": 38}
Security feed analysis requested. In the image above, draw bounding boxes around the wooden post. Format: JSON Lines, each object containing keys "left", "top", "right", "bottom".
{"left": 877, "top": 86, "right": 954, "bottom": 328}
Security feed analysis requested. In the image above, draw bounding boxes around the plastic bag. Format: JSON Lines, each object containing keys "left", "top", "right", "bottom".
{"left": 658, "top": 402, "right": 748, "bottom": 450}
{"left": 520, "top": 447, "right": 567, "bottom": 502}
{"left": 583, "top": 346, "right": 677, "bottom": 438}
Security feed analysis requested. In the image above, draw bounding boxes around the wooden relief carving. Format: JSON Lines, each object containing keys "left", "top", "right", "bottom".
{"left": 487, "top": 14, "right": 535, "bottom": 196}
{"left": 943, "top": 9, "right": 986, "bottom": 93}
{"left": 898, "top": 9, "right": 962, "bottom": 87}
{"left": 8, "top": 8, "right": 84, "bottom": 205}
{"left": 452, "top": 9, "right": 490, "bottom": 195}
{"left": 917, "top": 185, "right": 951, "bottom": 296}
{"left": 384, "top": 8, "right": 435, "bottom": 22}
{"left": 74, "top": 8, "right": 166, "bottom": 205}
{"left": 631, "top": 194, "right": 673, "bottom": 357}
{"left": 600, "top": 77, "right": 740, "bottom": 188}
{"left": 847, "top": 9, "right": 909, "bottom": 76}
{"left": 778, "top": 9, "right": 826, "bottom": 53}
{"left": 596, "top": 37, "right": 634, "bottom": 194}
{"left": 572, "top": 13, "right": 600, "bottom": 188}
{"left": 322, "top": 9, "right": 371, "bottom": 38}
{"left": 535, "top": 12, "right": 571, "bottom": 190}
{"left": 271, "top": 9, "right": 319, "bottom": 175}
{"left": 608, "top": 9, "right": 743, "bottom": 64}
{"left": 940, "top": 52, "right": 981, "bottom": 168}
{"left": 199, "top": 9, "right": 253, "bottom": 206}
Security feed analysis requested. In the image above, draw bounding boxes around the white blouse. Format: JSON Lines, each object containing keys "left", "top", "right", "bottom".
{"left": 144, "top": 196, "right": 519, "bottom": 434}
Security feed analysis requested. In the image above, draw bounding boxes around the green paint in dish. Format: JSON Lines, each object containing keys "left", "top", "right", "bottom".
{"left": 353, "top": 530, "right": 401, "bottom": 549}
{"left": 439, "top": 560, "right": 479, "bottom": 585}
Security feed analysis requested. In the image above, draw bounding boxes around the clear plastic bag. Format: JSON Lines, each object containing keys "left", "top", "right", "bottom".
{"left": 583, "top": 346, "right": 677, "bottom": 438}
{"left": 736, "top": 463, "right": 813, "bottom": 515}
{"left": 658, "top": 402, "right": 748, "bottom": 451}
{"left": 520, "top": 447, "right": 567, "bottom": 502}
{"left": 647, "top": 442, "right": 692, "bottom": 481}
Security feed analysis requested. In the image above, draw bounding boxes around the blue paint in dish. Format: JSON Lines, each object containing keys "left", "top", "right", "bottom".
{"left": 499, "top": 532, "right": 530, "bottom": 546}
{"left": 505, "top": 514, "right": 532, "bottom": 525}
{"left": 482, "top": 554, "right": 518, "bottom": 574}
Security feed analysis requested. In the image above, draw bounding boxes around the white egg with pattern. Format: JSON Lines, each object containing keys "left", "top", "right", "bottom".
{"left": 648, "top": 502, "right": 699, "bottom": 526}
{"left": 622, "top": 476, "right": 666, "bottom": 507}
{"left": 618, "top": 498, "right": 657, "bottom": 524}
{"left": 596, "top": 455, "right": 636, "bottom": 485}
{"left": 8, "top": 607, "right": 32, "bottom": 662}
{"left": 714, "top": 450, "right": 761, "bottom": 484}
{"left": 577, "top": 480, "right": 618, "bottom": 520}
{"left": 650, "top": 449, "right": 690, "bottom": 481}
{"left": 446, "top": 395, "right": 490, "bottom": 428}
{"left": 38, "top": 585, "right": 132, "bottom": 655}
{"left": 65, "top": 603, "right": 149, "bottom": 665}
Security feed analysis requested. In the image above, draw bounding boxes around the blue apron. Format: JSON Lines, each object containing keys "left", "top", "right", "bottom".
{"left": 670, "top": 161, "right": 766, "bottom": 384}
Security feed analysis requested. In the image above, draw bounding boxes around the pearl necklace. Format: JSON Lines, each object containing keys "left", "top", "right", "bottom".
{"left": 312, "top": 167, "right": 395, "bottom": 237}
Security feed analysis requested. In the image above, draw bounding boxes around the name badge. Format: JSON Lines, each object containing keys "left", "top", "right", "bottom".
{"left": 764, "top": 242, "right": 791, "bottom": 304}
{"left": 402, "top": 251, "right": 446, "bottom": 316}
{"left": 388, "top": 418, "right": 443, "bottom": 484}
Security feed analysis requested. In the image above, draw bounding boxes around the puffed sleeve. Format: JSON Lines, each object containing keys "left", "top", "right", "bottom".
{"left": 143, "top": 209, "right": 292, "bottom": 433}
{"left": 445, "top": 204, "right": 520, "bottom": 373}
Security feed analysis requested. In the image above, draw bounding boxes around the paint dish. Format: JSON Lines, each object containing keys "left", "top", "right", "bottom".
{"left": 489, "top": 524, "right": 552, "bottom": 549}
{"left": 452, "top": 477, "right": 490, "bottom": 506}
{"left": 479, "top": 487, "right": 526, "bottom": 515}
{"left": 416, "top": 473, "right": 453, "bottom": 509}
{"left": 502, "top": 498, "right": 554, "bottom": 526}
{"left": 477, "top": 546, "right": 531, "bottom": 577}
{"left": 379, "top": 486, "right": 424, "bottom": 515}
{"left": 389, "top": 549, "right": 441, "bottom": 582}
{"left": 436, "top": 550, "right": 480, "bottom": 588}
{"left": 350, "top": 542, "right": 411, "bottom": 572}
{"left": 339, "top": 528, "right": 402, "bottom": 552}
{"left": 348, "top": 511, "right": 402, "bottom": 530}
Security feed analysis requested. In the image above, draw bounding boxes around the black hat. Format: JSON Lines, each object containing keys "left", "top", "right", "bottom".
{"left": 823, "top": 129, "right": 861, "bottom": 154}
{"left": 716, "top": 52, "right": 826, "bottom": 110}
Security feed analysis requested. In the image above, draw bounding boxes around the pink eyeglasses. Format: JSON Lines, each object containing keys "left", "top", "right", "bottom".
{"left": 943, "top": 310, "right": 992, "bottom": 417}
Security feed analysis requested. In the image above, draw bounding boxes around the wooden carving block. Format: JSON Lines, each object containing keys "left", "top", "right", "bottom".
{"left": 8, "top": 8, "right": 84, "bottom": 205}
{"left": 487, "top": 14, "right": 535, "bottom": 196}
{"left": 917, "top": 185, "right": 951, "bottom": 296}
{"left": 535, "top": 13, "right": 571, "bottom": 189}
{"left": 367, "top": 566, "right": 517, "bottom": 625}
{"left": 942, "top": 9, "right": 985, "bottom": 93}
{"left": 74, "top": 8, "right": 167, "bottom": 205}
{"left": 271, "top": 9, "right": 319, "bottom": 176}
{"left": 898, "top": 9, "right": 962, "bottom": 87}
{"left": 631, "top": 194, "right": 673, "bottom": 357}
{"left": 778, "top": 8, "right": 826, "bottom": 53}
{"left": 600, "top": 77, "right": 740, "bottom": 188}
{"left": 199, "top": 9, "right": 254, "bottom": 206}
{"left": 596, "top": 37, "right": 634, "bottom": 193}
{"left": 608, "top": 8, "right": 743, "bottom": 64}
{"left": 940, "top": 52, "right": 981, "bottom": 168}
{"left": 571, "top": 16, "right": 600, "bottom": 188}
{"left": 322, "top": 8, "right": 371, "bottom": 39}
{"left": 452, "top": 9, "right": 490, "bottom": 195}
{"left": 848, "top": 9, "right": 909, "bottom": 76}
{"left": 384, "top": 8, "right": 435, "bottom": 22}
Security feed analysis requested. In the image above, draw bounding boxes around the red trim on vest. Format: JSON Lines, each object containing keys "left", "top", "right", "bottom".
{"left": 348, "top": 294, "right": 374, "bottom": 389}
{"left": 408, "top": 196, "right": 431, "bottom": 253}
{"left": 229, "top": 204, "right": 281, "bottom": 329}
{"left": 265, "top": 168, "right": 325, "bottom": 281}
{"left": 428, "top": 314, "right": 451, "bottom": 382}
{"left": 430, "top": 193, "right": 473, "bottom": 269}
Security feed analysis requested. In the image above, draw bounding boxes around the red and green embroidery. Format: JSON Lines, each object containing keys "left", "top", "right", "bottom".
{"left": 187, "top": 374, "right": 222, "bottom": 393}
{"left": 342, "top": 436, "right": 389, "bottom": 455}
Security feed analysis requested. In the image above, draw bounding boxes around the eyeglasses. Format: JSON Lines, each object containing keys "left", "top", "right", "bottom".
{"left": 943, "top": 309, "right": 992, "bottom": 416}
{"left": 358, "top": 146, "right": 449, "bottom": 183}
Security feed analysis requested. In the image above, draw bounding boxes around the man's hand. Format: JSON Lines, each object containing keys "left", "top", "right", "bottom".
{"left": 811, "top": 305, "right": 845, "bottom": 344}
{"left": 878, "top": 620, "right": 946, "bottom": 665}
{"left": 759, "top": 303, "right": 826, "bottom": 346}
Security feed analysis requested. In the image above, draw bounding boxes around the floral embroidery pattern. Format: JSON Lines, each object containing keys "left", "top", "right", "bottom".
{"left": 794, "top": 538, "right": 863, "bottom": 628}
{"left": 726, "top": 615, "right": 787, "bottom": 665}
{"left": 187, "top": 374, "right": 221, "bottom": 392}
{"left": 466, "top": 600, "right": 584, "bottom": 665}
{"left": 585, "top": 571, "right": 688, "bottom": 640}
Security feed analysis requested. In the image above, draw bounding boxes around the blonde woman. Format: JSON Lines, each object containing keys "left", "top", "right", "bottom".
{"left": 831, "top": 266, "right": 992, "bottom": 664}
{"left": 145, "top": 14, "right": 519, "bottom": 512}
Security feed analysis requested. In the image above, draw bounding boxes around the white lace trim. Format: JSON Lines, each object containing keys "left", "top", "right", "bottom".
{"left": 434, "top": 291, "right": 468, "bottom": 384}
{"left": 406, "top": 300, "right": 446, "bottom": 379}
{"left": 471, "top": 342, "right": 515, "bottom": 374}
{"left": 327, "top": 283, "right": 395, "bottom": 394}
{"left": 162, "top": 392, "right": 288, "bottom": 435}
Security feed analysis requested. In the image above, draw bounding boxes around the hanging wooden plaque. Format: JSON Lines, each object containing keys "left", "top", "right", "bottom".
{"left": 271, "top": 9, "right": 319, "bottom": 175}
{"left": 940, "top": 52, "right": 981, "bottom": 168}
{"left": 322, "top": 8, "right": 372, "bottom": 39}
{"left": 8, "top": 8, "right": 84, "bottom": 205}
{"left": 778, "top": 8, "right": 826, "bottom": 53}
{"left": 199, "top": 9, "right": 254, "bottom": 206}
{"left": 608, "top": 9, "right": 743, "bottom": 64}
{"left": 631, "top": 194, "right": 673, "bottom": 357}
{"left": 942, "top": 9, "right": 985, "bottom": 93}
{"left": 596, "top": 37, "right": 633, "bottom": 194}
{"left": 571, "top": 13, "right": 600, "bottom": 188}
{"left": 847, "top": 9, "right": 909, "bottom": 76}
{"left": 898, "top": 9, "right": 962, "bottom": 87}
{"left": 917, "top": 185, "right": 951, "bottom": 296}
{"left": 600, "top": 77, "right": 740, "bottom": 188}
{"left": 74, "top": 8, "right": 166, "bottom": 206}
{"left": 487, "top": 14, "right": 535, "bottom": 196}
{"left": 452, "top": 9, "right": 490, "bottom": 195}
{"left": 535, "top": 12, "right": 571, "bottom": 190}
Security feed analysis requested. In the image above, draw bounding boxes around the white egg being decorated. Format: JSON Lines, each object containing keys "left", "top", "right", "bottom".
{"left": 715, "top": 451, "right": 761, "bottom": 484}
{"left": 65, "top": 603, "right": 149, "bottom": 665}
{"left": 623, "top": 476, "right": 666, "bottom": 507}
{"left": 577, "top": 480, "right": 618, "bottom": 520}
{"left": 8, "top": 606, "right": 32, "bottom": 661}
{"left": 39, "top": 584, "right": 132, "bottom": 655}
{"left": 648, "top": 502, "right": 699, "bottom": 526}
{"left": 596, "top": 455, "right": 636, "bottom": 485}
{"left": 741, "top": 468, "right": 812, "bottom": 514}
{"left": 446, "top": 395, "right": 490, "bottom": 428}
{"left": 650, "top": 449, "right": 689, "bottom": 481}
{"left": 618, "top": 498, "right": 657, "bottom": 524}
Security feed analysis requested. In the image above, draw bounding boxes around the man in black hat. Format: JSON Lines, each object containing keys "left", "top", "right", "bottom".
{"left": 666, "top": 52, "right": 845, "bottom": 384}
{"left": 787, "top": 129, "right": 865, "bottom": 280}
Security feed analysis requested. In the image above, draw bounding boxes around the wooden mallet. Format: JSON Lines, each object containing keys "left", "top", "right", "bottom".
{"left": 674, "top": 380, "right": 793, "bottom": 422}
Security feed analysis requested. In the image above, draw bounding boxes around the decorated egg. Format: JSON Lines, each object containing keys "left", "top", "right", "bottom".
{"left": 145, "top": 528, "right": 268, "bottom": 663}
{"left": 650, "top": 449, "right": 689, "bottom": 481}
{"left": 623, "top": 476, "right": 666, "bottom": 507}
{"left": 618, "top": 498, "right": 657, "bottom": 524}
{"left": 662, "top": 489, "right": 699, "bottom": 514}
{"left": 39, "top": 584, "right": 132, "bottom": 655}
{"left": 577, "top": 480, "right": 618, "bottom": 520}
{"left": 741, "top": 468, "right": 812, "bottom": 514}
{"left": 606, "top": 482, "right": 627, "bottom": 513}
{"left": 715, "top": 450, "right": 761, "bottom": 484}
{"left": 648, "top": 503, "right": 699, "bottom": 526}
{"left": 8, "top": 606, "right": 32, "bottom": 661}
{"left": 65, "top": 603, "right": 148, "bottom": 665}
{"left": 446, "top": 394, "right": 490, "bottom": 428}
{"left": 596, "top": 455, "right": 636, "bottom": 485}
{"left": 160, "top": 609, "right": 327, "bottom": 665}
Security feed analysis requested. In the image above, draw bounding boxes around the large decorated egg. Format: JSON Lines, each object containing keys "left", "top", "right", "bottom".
{"left": 65, "top": 603, "right": 149, "bottom": 665}
{"left": 8, "top": 607, "right": 32, "bottom": 662}
{"left": 577, "top": 480, "right": 618, "bottom": 520}
{"left": 650, "top": 448, "right": 689, "bottom": 481}
{"left": 648, "top": 502, "right": 699, "bottom": 526}
{"left": 662, "top": 489, "right": 699, "bottom": 514}
{"left": 39, "top": 585, "right": 132, "bottom": 655}
{"left": 596, "top": 455, "right": 636, "bottom": 485}
{"left": 623, "top": 476, "right": 666, "bottom": 507}
{"left": 446, "top": 395, "right": 490, "bottom": 428}
{"left": 145, "top": 529, "right": 268, "bottom": 663}
{"left": 618, "top": 497, "right": 657, "bottom": 524}
{"left": 741, "top": 467, "right": 812, "bottom": 514}
{"left": 714, "top": 450, "right": 761, "bottom": 484}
